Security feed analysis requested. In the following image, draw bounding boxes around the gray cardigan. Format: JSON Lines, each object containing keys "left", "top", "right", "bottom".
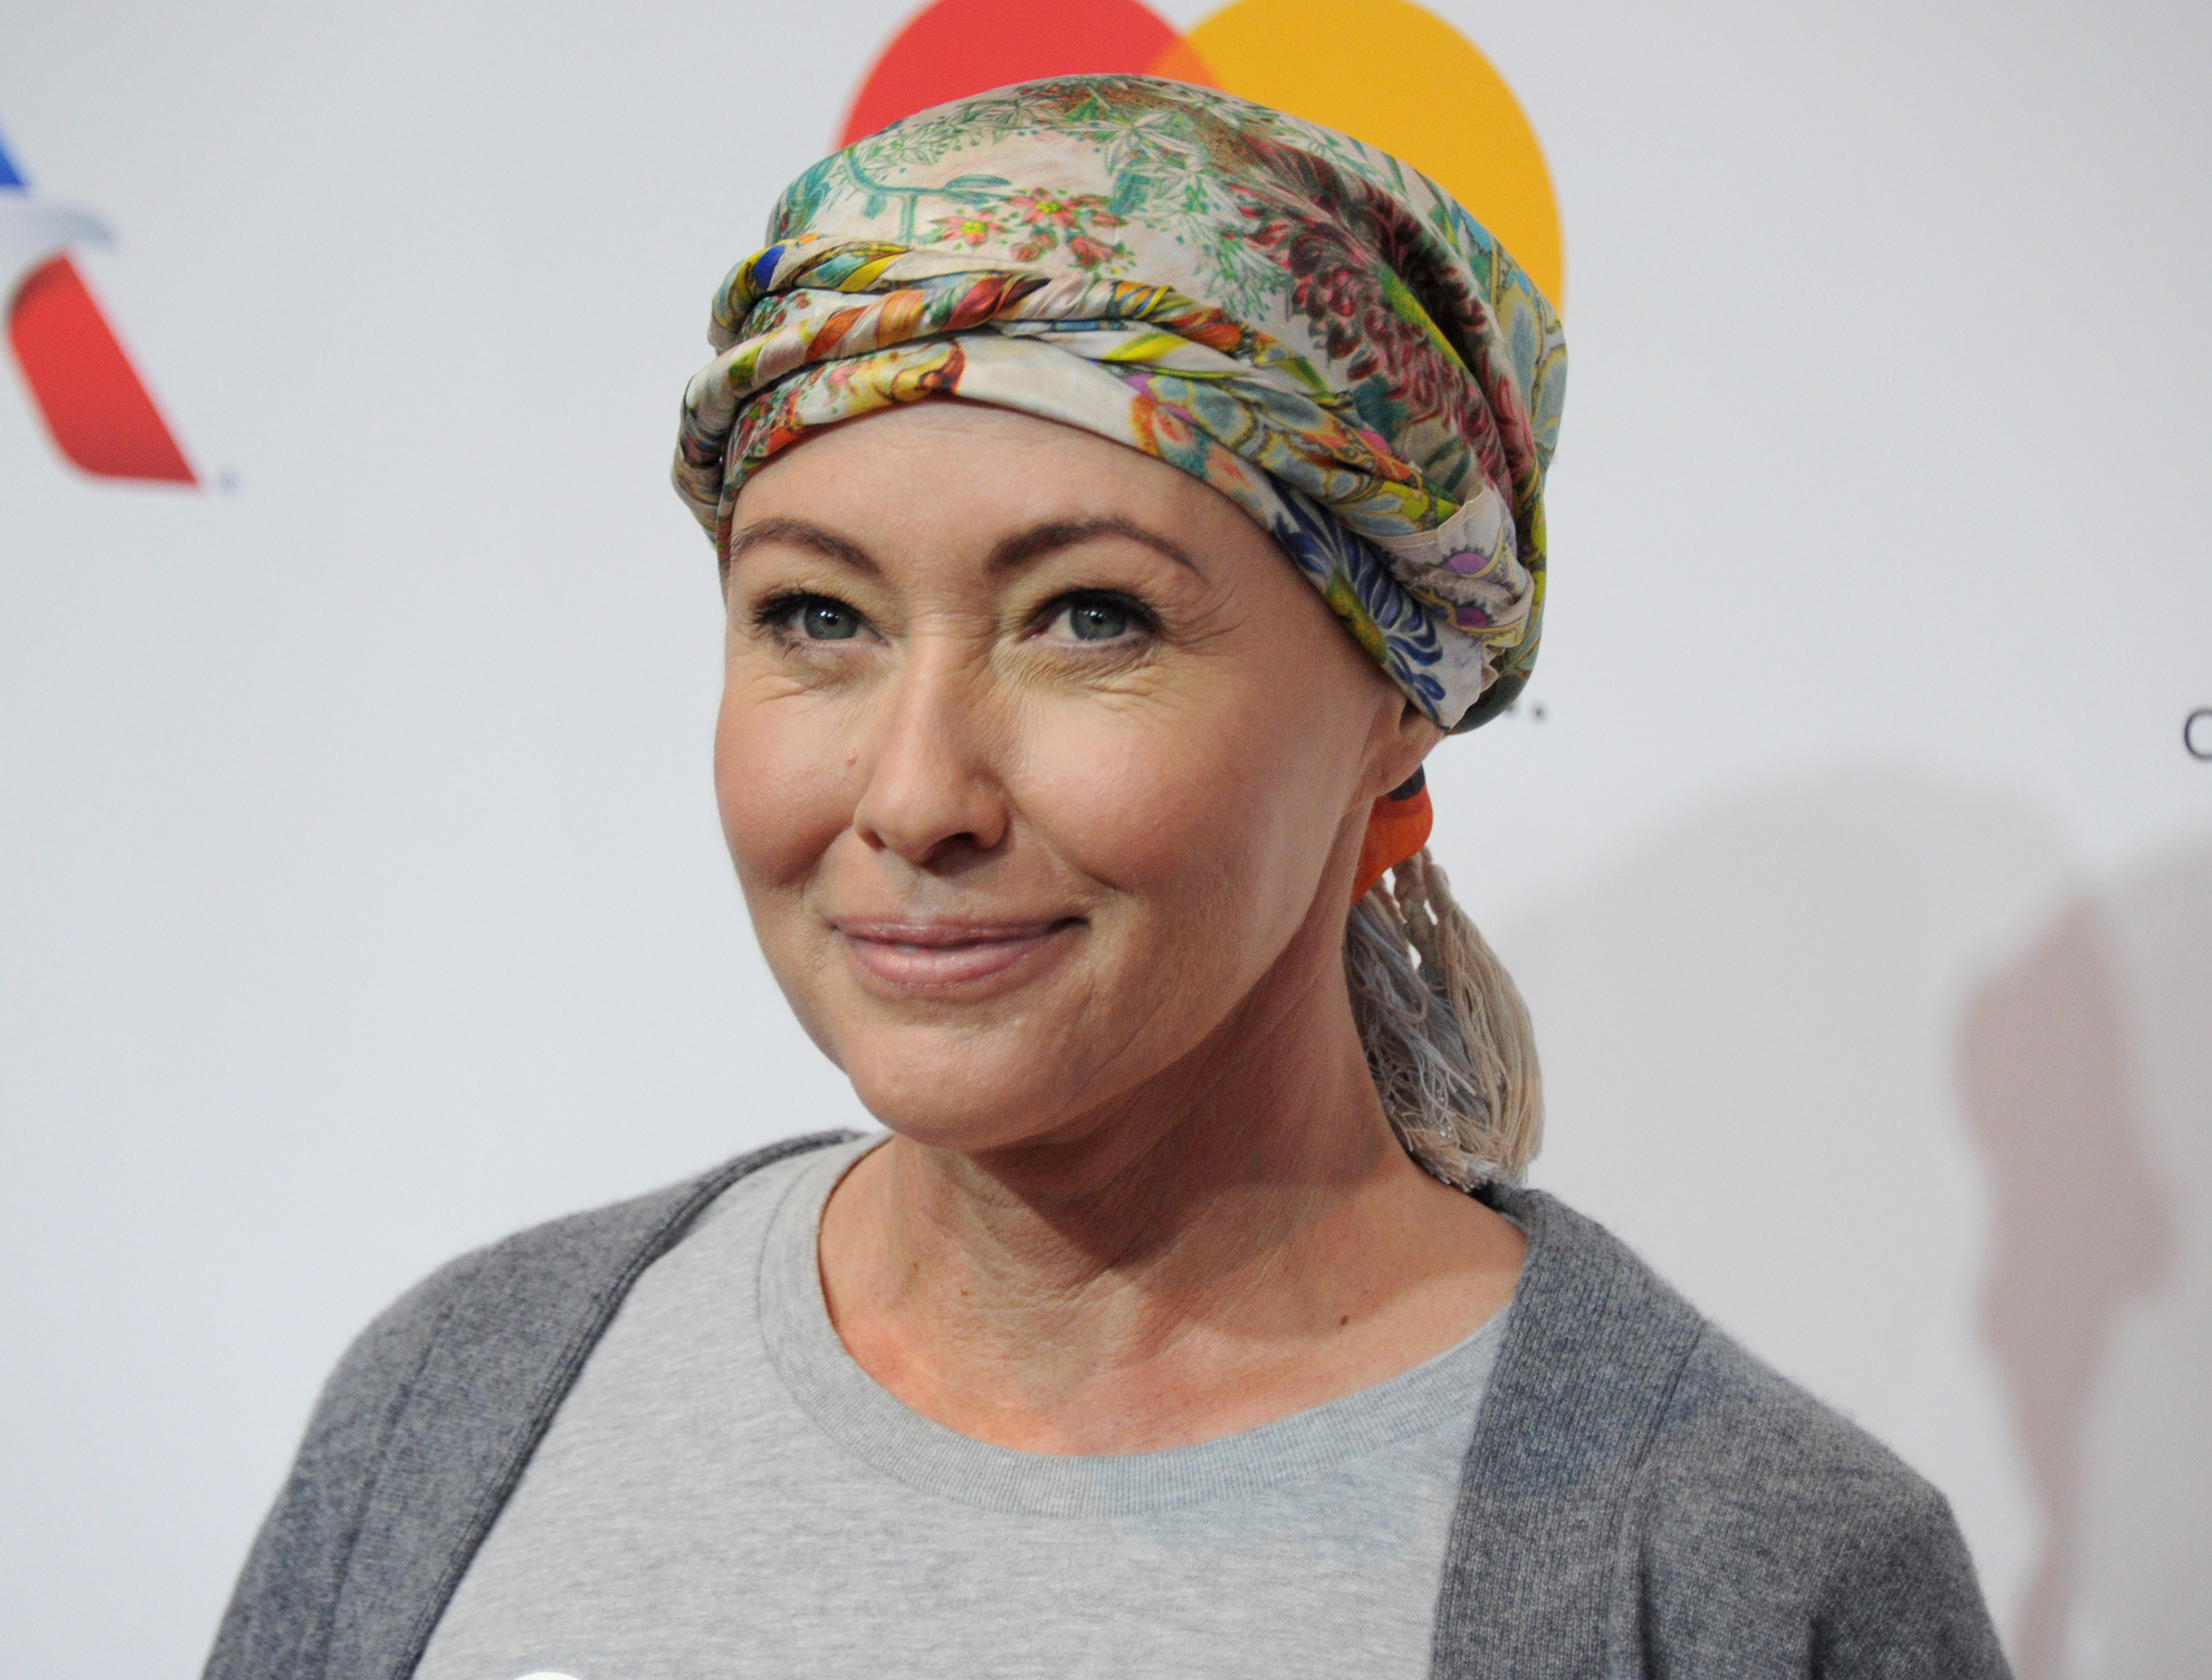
{"left": 205, "top": 1134, "right": 2011, "bottom": 1679}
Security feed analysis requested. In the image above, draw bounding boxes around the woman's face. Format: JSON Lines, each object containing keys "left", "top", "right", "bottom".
{"left": 717, "top": 400, "right": 1437, "bottom": 1151}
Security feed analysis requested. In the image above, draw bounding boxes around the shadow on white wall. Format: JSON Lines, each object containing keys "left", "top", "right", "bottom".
{"left": 1959, "top": 889, "right": 2176, "bottom": 1677}
{"left": 2050, "top": 844, "right": 2212, "bottom": 1679}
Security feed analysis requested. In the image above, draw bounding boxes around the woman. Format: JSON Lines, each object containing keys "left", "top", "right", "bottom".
{"left": 207, "top": 77, "right": 2008, "bottom": 1679}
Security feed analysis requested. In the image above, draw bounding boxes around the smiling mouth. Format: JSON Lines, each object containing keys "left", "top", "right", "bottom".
{"left": 833, "top": 918, "right": 1082, "bottom": 991}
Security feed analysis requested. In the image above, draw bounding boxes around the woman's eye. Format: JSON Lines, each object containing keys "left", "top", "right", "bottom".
{"left": 783, "top": 596, "right": 861, "bottom": 641}
{"left": 1054, "top": 594, "right": 1139, "bottom": 643}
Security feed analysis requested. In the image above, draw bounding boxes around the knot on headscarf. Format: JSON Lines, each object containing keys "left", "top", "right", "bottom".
{"left": 674, "top": 75, "right": 1566, "bottom": 731}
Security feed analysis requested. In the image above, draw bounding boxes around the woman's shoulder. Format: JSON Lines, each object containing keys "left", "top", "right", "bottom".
{"left": 1466, "top": 1184, "right": 2009, "bottom": 1676}
{"left": 1647, "top": 1299, "right": 2008, "bottom": 1672}
{"left": 1486, "top": 1183, "right": 1947, "bottom": 1494}
{"left": 1655, "top": 1310, "right": 1952, "bottom": 1529}
{"left": 206, "top": 1130, "right": 857, "bottom": 1680}
{"left": 336, "top": 1130, "right": 857, "bottom": 1387}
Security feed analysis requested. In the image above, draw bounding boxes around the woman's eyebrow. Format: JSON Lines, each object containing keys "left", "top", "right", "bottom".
{"left": 725, "top": 518, "right": 880, "bottom": 575}
{"left": 987, "top": 518, "right": 1202, "bottom": 576}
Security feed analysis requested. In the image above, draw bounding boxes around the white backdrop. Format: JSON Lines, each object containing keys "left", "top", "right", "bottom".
{"left": 3, "top": 2, "right": 2207, "bottom": 1676}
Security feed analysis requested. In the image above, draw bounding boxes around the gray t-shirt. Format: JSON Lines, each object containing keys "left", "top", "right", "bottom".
{"left": 416, "top": 1136, "right": 1505, "bottom": 1680}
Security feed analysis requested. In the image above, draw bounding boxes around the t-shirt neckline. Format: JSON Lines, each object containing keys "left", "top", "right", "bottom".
{"left": 755, "top": 1135, "right": 1509, "bottom": 1518}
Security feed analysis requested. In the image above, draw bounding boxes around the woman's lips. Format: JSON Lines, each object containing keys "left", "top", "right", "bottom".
{"left": 834, "top": 918, "right": 1079, "bottom": 991}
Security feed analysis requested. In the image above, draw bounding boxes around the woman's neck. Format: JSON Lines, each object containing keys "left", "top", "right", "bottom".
{"left": 816, "top": 916, "right": 1525, "bottom": 1455}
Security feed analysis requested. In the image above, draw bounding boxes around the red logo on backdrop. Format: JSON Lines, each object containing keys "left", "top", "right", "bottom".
{"left": 840, "top": 0, "right": 1218, "bottom": 143}
{"left": 0, "top": 120, "right": 195, "bottom": 485}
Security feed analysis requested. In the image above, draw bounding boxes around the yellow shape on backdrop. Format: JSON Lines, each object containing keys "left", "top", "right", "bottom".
{"left": 1184, "top": 0, "right": 1564, "bottom": 310}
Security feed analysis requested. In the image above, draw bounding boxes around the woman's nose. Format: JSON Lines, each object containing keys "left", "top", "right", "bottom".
{"left": 849, "top": 651, "right": 1010, "bottom": 868}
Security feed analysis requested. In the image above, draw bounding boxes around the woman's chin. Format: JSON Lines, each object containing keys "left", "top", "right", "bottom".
{"left": 839, "top": 1050, "right": 1107, "bottom": 1157}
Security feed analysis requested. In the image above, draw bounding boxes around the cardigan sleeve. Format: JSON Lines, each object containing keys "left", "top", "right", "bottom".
{"left": 202, "top": 1253, "right": 488, "bottom": 1680}
{"left": 1810, "top": 1472, "right": 2013, "bottom": 1678}
{"left": 1631, "top": 1326, "right": 2013, "bottom": 1679}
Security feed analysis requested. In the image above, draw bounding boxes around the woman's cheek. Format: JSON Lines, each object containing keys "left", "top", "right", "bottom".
{"left": 716, "top": 680, "right": 860, "bottom": 894}
{"left": 1020, "top": 702, "right": 1272, "bottom": 906}
{"left": 1025, "top": 672, "right": 1363, "bottom": 969}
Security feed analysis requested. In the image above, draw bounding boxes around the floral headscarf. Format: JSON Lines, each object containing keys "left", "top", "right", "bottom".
{"left": 674, "top": 75, "right": 1566, "bottom": 731}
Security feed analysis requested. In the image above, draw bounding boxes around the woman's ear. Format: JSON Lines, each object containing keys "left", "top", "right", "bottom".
{"left": 1360, "top": 695, "right": 1446, "bottom": 808}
